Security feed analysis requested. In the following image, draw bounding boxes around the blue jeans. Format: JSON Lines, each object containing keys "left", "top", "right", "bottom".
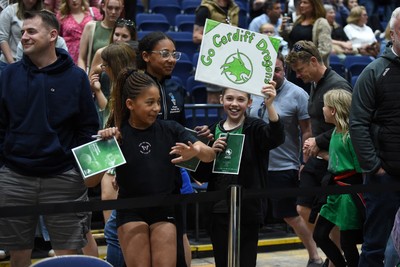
{"left": 104, "top": 210, "right": 124, "bottom": 267}
{"left": 384, "top": 234, "right": 400, "bottom": 267}
{"left": 359, "top": 172, "right": 400, "bottom": 267}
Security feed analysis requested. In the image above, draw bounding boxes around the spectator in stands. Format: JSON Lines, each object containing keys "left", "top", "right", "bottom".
{"left": 45, "top": 0, "right": 100, "bottom": 13}
{"left": 249, "top": 53, "right": 324, "bottom": 267}
{"left": 259, "top": 23, "right": 289, "bottom": 56}
{"left": 249, "top": 0, "right": 266, "bottom": 20}
{"left": 325, "top": 0, "right": 350, "bottom": 26}
{"left": 0, "top": 10, "right": 99, "bottom": 267}
{"left": 78, "top": 0, "right": 124, "bottom": 72}
{"left": 193, "top": 84, "right": 284, "bottom": 267}
{"left": 280, "top": 0, "right": 332, "bottom": 93}
{"left": 344, "top": 0, "right": 358, "bottom": 10}
{"left": 193, "top": 0, "right": 240, "bottom": 44}
{"left": 248, "top": 0, "right": 282, "bottom": 35}
{"left": 349, "top": 7, "right": 400, "bottom": 266}
{"left": 344, "top": 5, "right": 379, "bottom": 57}
{"left": 193, "top": 0, "right": 240, "bottom": 104}
{"left": 325, "top": 4, "right": 354, "bottom": 57}
{"left": 89, "top": 18, "right": 137, "bottom": 129}
{"left": 360, "top": 0, "right": 394, "bottom": 26}
{"left": 0, "top": 0, "right": 42, "bottom": 73}
{"left": 56, "top": 0, "right": 102, "bottom": 64}
{"left": 285, "top": 41, "right": 352, "bottom": 267}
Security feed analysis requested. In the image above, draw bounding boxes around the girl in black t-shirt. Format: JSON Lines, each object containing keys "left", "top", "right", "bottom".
{"left": 92, "top": 70, "right": 215, "bottom": 267}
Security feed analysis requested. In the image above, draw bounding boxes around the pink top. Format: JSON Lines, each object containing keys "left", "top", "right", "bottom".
{"left": 44, "top": 0, "right": 101, "bottom": 12}
{"left": 57, "top": 7, "right": 102, "bottom": 63}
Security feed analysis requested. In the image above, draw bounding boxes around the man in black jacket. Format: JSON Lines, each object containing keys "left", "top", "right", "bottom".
{"left": 285, "top": 41, "right": 352, "bottom": 263}
{"left": 349, "top": 7, "right": 400, "bottom": 267}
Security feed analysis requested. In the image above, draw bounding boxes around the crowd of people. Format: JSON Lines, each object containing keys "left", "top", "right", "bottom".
{"left": 0, "top": 0, "right": 400, "bottom": 267}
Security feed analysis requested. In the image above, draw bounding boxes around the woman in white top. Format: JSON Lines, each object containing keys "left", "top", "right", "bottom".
{"left": 0, "top": 0, "right": 42, "bottom": 71}
{"left": 343, "top": 5, "right": 379, "bottom": 57}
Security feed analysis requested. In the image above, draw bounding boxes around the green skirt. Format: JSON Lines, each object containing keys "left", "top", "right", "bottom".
{"left": 319, "top": 193, "right": 363, "bottom": 231}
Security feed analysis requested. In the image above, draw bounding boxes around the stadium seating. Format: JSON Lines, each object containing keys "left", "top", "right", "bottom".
{"left": 347, "top": 62, "right": 369, "bottom": 81}
{"left": 186, "top": 75, "right": 207, "bottom": 104}
{"left": 172, "top": 53, "right": 194, "bottom": 85}
{"left": 136, "top": 13, "right": 170, "bottom": 32}
{"left": 175, "top": 14, "right": 196, "bottom": 32}
{"left": 181, "top": 0, "right": 201, "bottom": 14}
{"left": 150, "top": 0, "right": 182, "bottom": 27}
{"left": 330, "top": 62, "right": 346, "bottom": 79}
{"left": 351, "top": 75, "right": 358, "bottom": 87}
{"left": 184, "top": 104, "right": 222, "bottom": 129}
{"left": 166, "top": 31, "right": 199, "bottom": 59}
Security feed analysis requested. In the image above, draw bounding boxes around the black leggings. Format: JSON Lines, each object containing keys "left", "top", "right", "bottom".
{"left": 313, "top": 216, "right": 363, "bottom": 267}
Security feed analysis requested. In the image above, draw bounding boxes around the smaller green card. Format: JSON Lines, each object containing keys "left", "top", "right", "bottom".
{"left": 72, "top": 137, "right": 126, "bottom": 179}
{"left": 176, "top": 128, "right": 211, "bottom": 172}
{"left": 212, "top": 133, "right": 245, "bottom": 175}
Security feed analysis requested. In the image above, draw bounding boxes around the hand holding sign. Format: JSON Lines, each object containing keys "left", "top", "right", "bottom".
{"left": 195, "top": 19, "right": 279, "bottom": 97}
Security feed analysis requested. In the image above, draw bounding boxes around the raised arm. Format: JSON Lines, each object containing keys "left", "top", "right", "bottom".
{"left": 77, "top": 22, "right": 94, "bottom": 71}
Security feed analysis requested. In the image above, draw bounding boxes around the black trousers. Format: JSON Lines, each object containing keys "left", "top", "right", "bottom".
{"left": 209, "top": 213, "right": 260, "bottom": 267}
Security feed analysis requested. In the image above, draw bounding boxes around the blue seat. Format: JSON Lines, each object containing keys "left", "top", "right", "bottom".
{"left": 330, "top": 62, "right": 346, "bottom": 79}
{"left": 136, "top": 1, "right": 145, "bottom": 14}
{"left": 166, "top": 31, "right": 198, "bottom": 58}
{"left": 136, "top": 13, "right": 170, "bottom": 32}
{"left": 343, "top": 55, "right": 373, "bottom": 69}
{"left": 235, "top": 0, "right": 249, "bottom": 12}
{"left": 351, "top": 75, "right": 358, "bottom": 87}
{"left": 192, "top": 52, "right": 199, "bottom": 69}
{"left": 347, "top": 63, "right": 369, "bottom": 81}
{"left": 329, "top": 54, "right": 341, "bottom": 63}
{"left": 181, "top": 0, "right": 201, "bottom": 14}
{"left": 137, "top": 30, "right": 152, "bottom": 40}
{"left": 150, "top": 0, "right": 182, "bottom": 27}
{"left": 30, "top": 255, "right": 113, "bottom": 267}
{"left": 185, "top": 107, "right": 221, "bottom": 128}
{"left": 171, "top": 75, "right": 184, "bottom": 87}
{"left": 179, "top": 52, "right": 191, "bottom": 61}
{"left": 186, "top": 75, "right": 207, "bottom": 104}
{"left": 175, "top": 14, "right": 196, "bottom": 32}
{"left": 172, "top": 57, "right": 194, "bottom": 86}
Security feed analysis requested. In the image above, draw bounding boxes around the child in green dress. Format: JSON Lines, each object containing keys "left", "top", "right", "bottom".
{"left": 313, "top": 89, "right": 364, "bottom": 267}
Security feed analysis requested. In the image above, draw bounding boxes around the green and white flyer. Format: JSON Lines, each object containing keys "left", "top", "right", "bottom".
{"left": 176, "top": 128, "right": 211, "bottom": 172}
{"left": 195, "top": 19, "right": 280, "bottom": 97}
{"left": 212, "top": 133, "right": 245, "bottom": 175}
{"left": 72, "top": 137, "right": 126, "bottom": 179}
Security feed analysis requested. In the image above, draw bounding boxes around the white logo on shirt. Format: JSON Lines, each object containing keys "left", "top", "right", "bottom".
{"left": 139, "top": 142, "right": 151, "bottom": 154}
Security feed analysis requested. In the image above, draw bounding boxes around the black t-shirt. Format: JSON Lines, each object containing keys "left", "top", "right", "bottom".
{"left": 289, "top": 24, "right": 313, "bottom": 48}
{"left": 332, "top": 26, "right": 349, "bottom": 41}
{"left": 116, "top": 120, "right": 198, "bottom": 198}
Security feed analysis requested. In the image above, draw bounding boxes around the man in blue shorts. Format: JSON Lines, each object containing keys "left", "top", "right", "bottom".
{"left": 0, "top": 10, "right": 99, "bottom": 267}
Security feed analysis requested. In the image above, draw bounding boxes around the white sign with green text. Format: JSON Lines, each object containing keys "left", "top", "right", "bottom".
{"left": 195, "top": 19, "right": 280, "bottom": 97}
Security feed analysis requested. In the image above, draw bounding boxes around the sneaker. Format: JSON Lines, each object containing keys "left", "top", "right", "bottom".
{"left": 307, "top": 258, "right": 324, "bottom": 267}
{"left": 48, "top": 249, "right": 55, "bottom": 257}
{"left": 0, "top": 250, "right": 9, "bottom": 260}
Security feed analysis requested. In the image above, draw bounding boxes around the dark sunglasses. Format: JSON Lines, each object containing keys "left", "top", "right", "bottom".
{"left": 293, "top": 43, "right": 316, "bottom": 58}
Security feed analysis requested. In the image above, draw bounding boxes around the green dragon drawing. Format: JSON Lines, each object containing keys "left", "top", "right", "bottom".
{"left": 220, "top": 50, "right": 251, "bottom": 83}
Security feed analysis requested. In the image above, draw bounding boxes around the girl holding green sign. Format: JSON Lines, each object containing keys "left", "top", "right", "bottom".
{"left": 193, "top": 84, "right": 285, "bottom": 267}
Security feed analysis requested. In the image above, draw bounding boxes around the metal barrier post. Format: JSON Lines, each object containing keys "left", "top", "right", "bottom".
{"left": 228, "top": 185, "right": 241, "bottom": 267}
